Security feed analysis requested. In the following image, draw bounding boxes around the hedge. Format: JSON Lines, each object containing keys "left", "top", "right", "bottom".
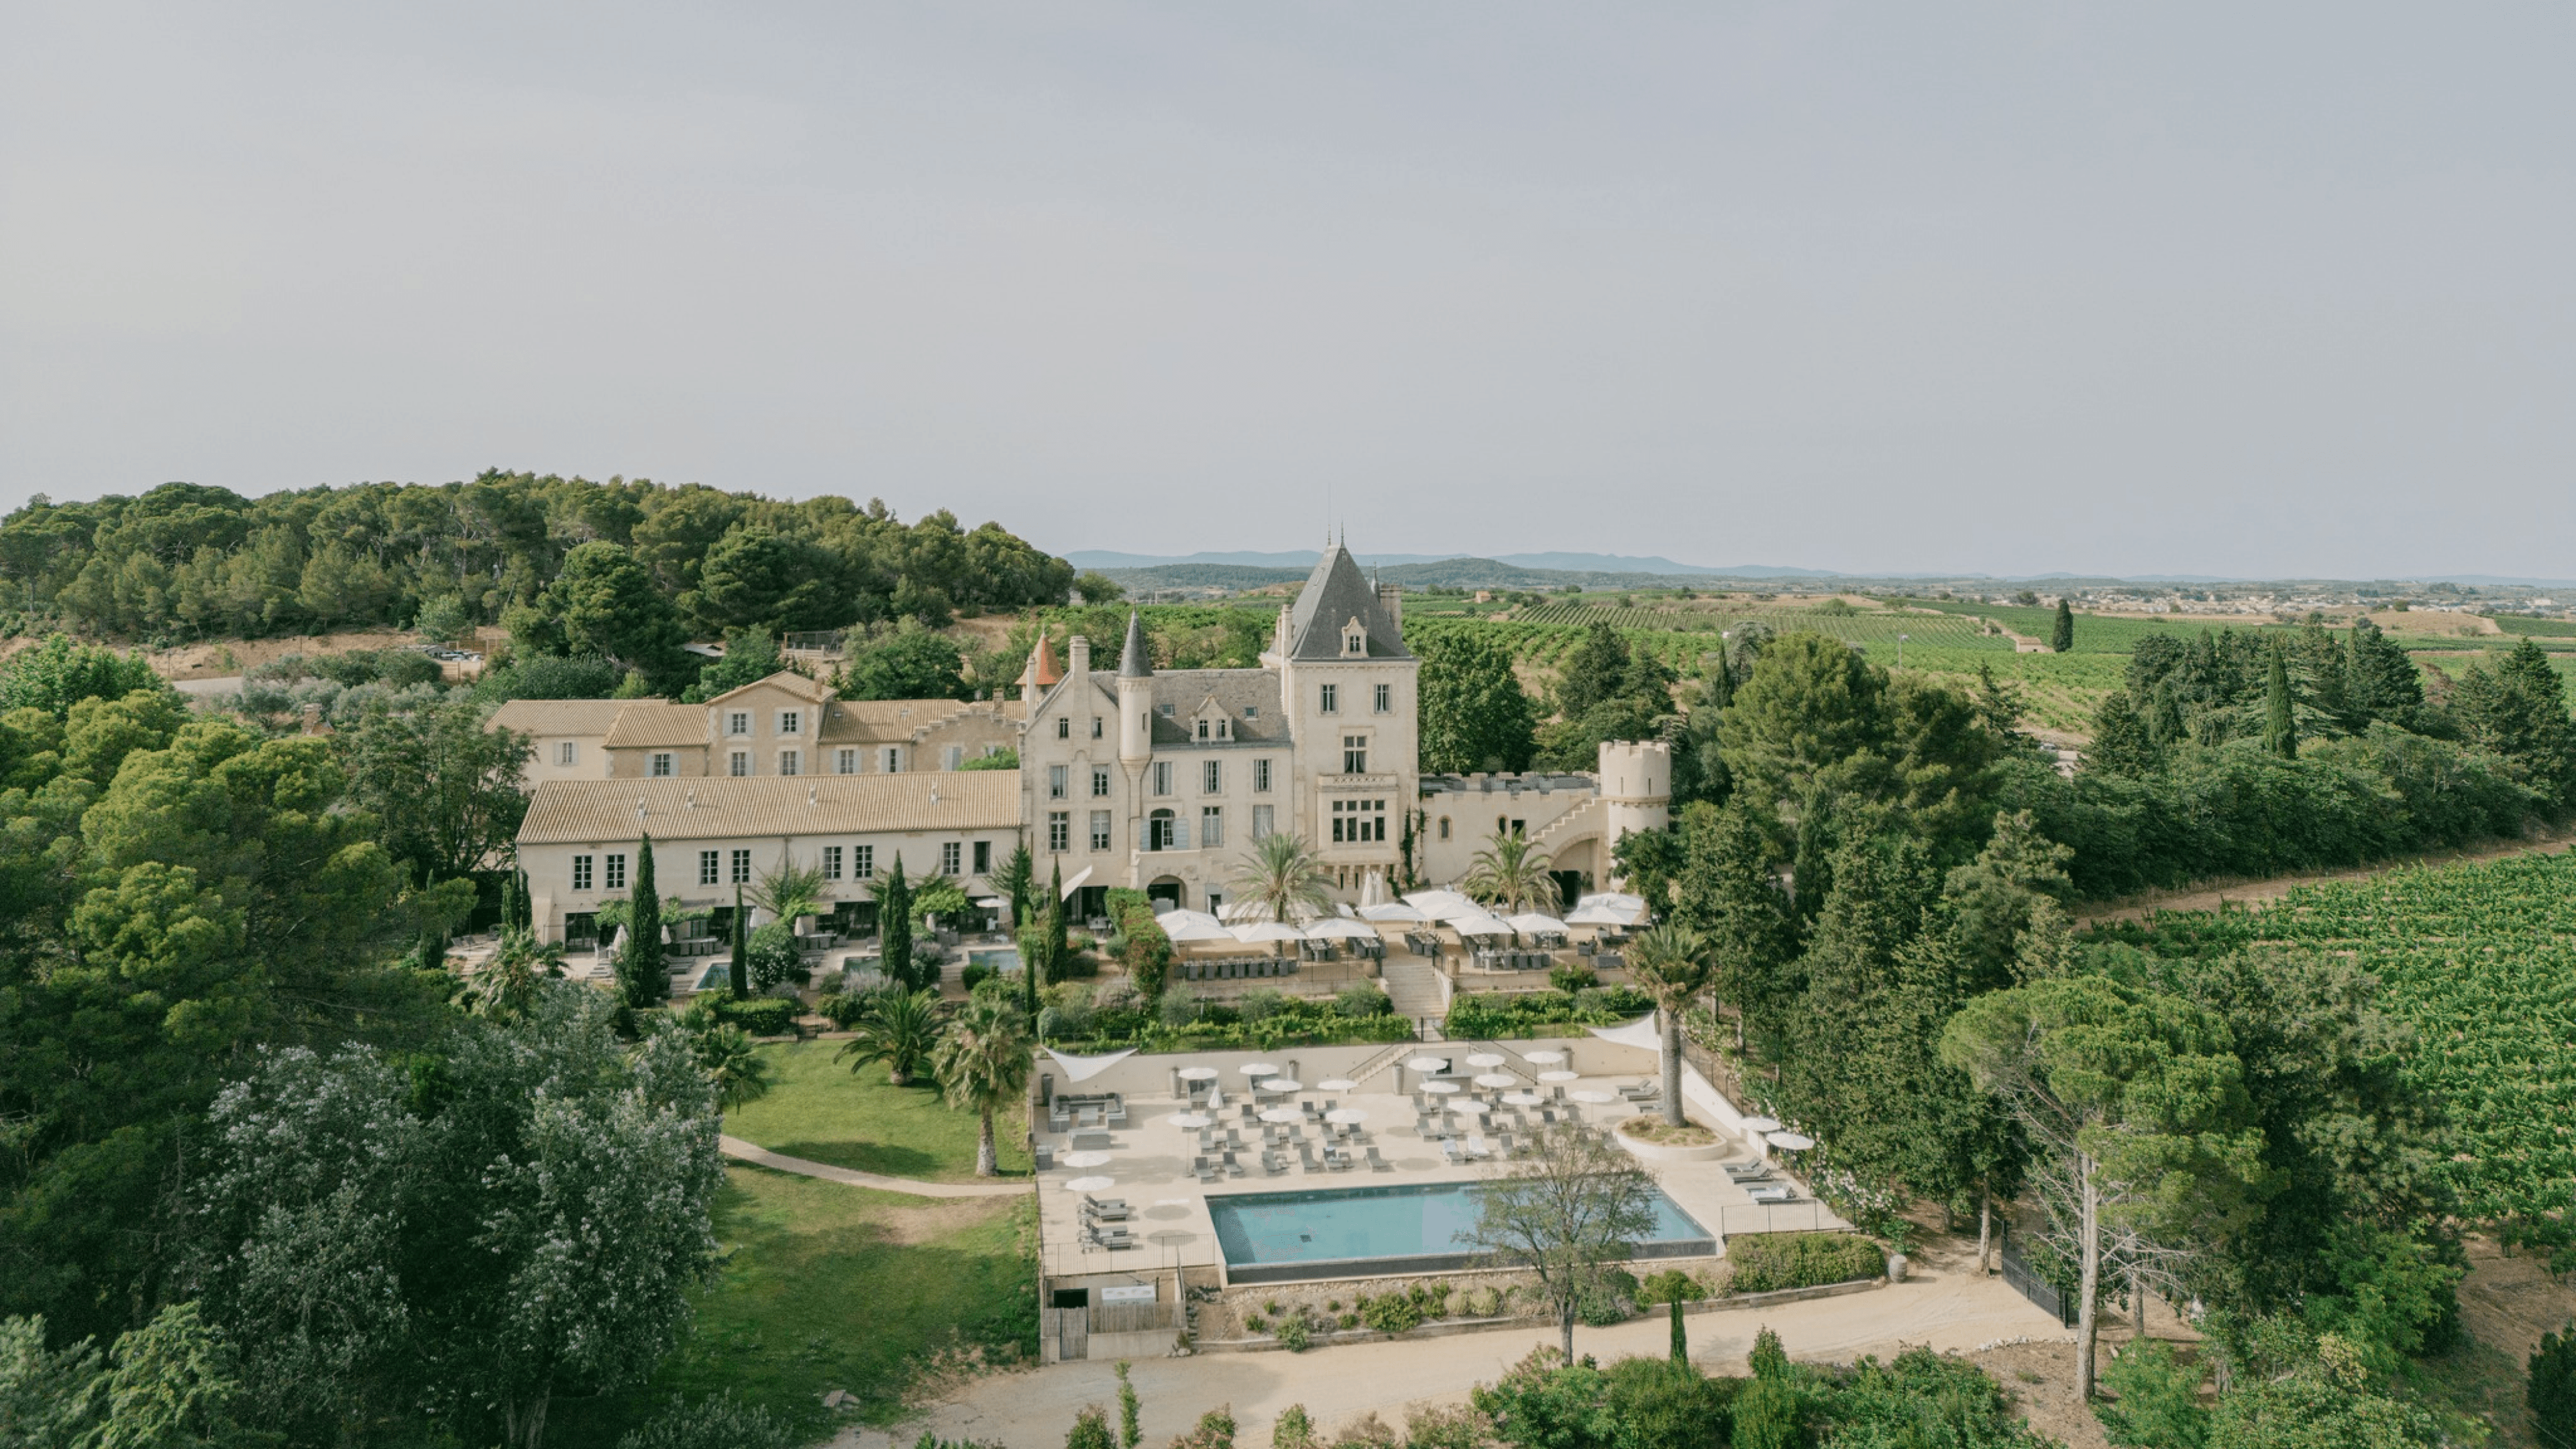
{"left": 1723, "top": 1232, "right": 1886, "bottom": 1294}
{"left": 712, "top": 996, "right": 800, "bottom": 1037}
{"left": 1443, "top": 985, "right": 1656, "bottom": 1040}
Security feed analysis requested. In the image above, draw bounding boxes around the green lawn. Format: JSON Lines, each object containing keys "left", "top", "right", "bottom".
{"left": 553, "top": 1165, "right": 1040, "bottom": 1447}
{"left": 722, "top": 1040, "right": 1033, "bottom": 1182}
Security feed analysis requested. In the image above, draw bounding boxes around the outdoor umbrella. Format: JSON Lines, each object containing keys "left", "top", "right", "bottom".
{"left": 1503, "top": 912, "right": 1570, "bottom": 936}
{"left": 1163, "top": 919, "right": 1235, "bottom": 943}
{"left": 1065, "top": 1175, "right": 1115, "bottom": 1192}
{"left": 1405, "top": 1056, "right": 1450, "bottom": 1073}
{"left": 1765, "top": 1130, "right": 1815, "bottom": 1150}
{"left": 1155, "top": 909, "right": 1222, "bottom": 931}
{"left": 1315, "top": 1078, "right": 1357, "bottom": 1091}
{"left": 1230, "top": 921, "right": 1306, "bottom": 945}
{"left": 1358, "top": 902, "right": 1429, "bottom": 923}
{"left": 1304, "top": 917, "right": 1378, "bottom": 941}
{"left": 1452, "top": 914, "right": 1513, "bottom": 938}
{"left": 1464, "top": 1052, "right": 1506, "bottom": 1067}
{"left": 1740, "top": 1116, "right": 1782, "bottom": 1133}
{"left": 1472, "top": 1073, "right": 1518, "bottom": 1089}
{"left": 1564, "top": 904, "right": 1631, "bottom": 927}
{"left": 1403, "top": 890, "right": 1478, "bottom": 918}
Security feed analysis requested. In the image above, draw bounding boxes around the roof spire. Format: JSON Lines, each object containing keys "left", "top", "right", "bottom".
{"left": 1117, "top": 610, "right": 1153, "bottom": 678}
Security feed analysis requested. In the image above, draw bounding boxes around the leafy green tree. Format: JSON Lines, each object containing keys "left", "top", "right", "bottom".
{"left": 2095, "top": 1338, "right": 2209, "bottom": 1448}
{"left": 994, "top": 844, "right": 1035, "bottom": 934}
{"left": 1941, "top": 810, "right": 2076, "bottom": 995}
{"left": 682, "top": 523, "right": 847, "bottom": 635}
{"left": 838, "top": 987, "right": 943, "bottom": 1086}
{"left": 932, "top": 998, "right": 1033, "bottom": 1177}
{"left": 2087, "top": 691, "right": 2163, "bottom": 777}
{"left": 1468, "top": 1122, "right": 1658, "bottom": 1360}
{"left": 1073, "top": 571, "right": 1126, "bottom": 606}
{"left": 2053, "top": 598, "right": 2076, "bottom": 653}
{"left": 1115, "top": 1358, "right": 1142, "bottom": 1448}
{"left": 1556, "top": 621, "right": 1635, "bottom": 720}
{"left": 2448, "top": 638, "right": 2576, "bottom": 806}
{"left": 545, "top": 541, "right": 692, "bottom": 688}
{"left": 679, "top": 1010, "right": 774, "bottom": 1112}
{"left": 1625, "top": 924, "right": 1712, "bottom": 1127}
{"left": 1066, "top": 1403, "right": 1116, "bottom": 1449}
{"left": 0, "top": 633, "right": 164, "bottom": 716}
{"left": 682, "top": 626, "right": 792, "bottom": 703}
{"left": 842, "top": 625, "right": 971, "bottom": 701}
{"left": 2532, "top": 1322, "right": 2576, "bottom": 1449}
{"left": 1418, "top": 630, "right": 1537, "bottom": 773}
{"left": 475, "top": 652, "right": 627, "bottom": 702}
{"left": 1717, "top": 633, "right": 1893, "bottom": 820}
{"left": 337, "top": 696, "right": 531, "bottom": 885}
{"left": 1941, "top": 975, "right": 2270, "bottom": 1401}
{"left": 623, "top": 834, "right": 667, "bottom": 1007}
{"left": 2345, "top": 620, "right": 2423, "bottom": 727}
{"left": 2206, "top": 1339, "right": 2436, "bottom": 1449}
{"left": 1669, "top": 801, "right": 1799, "bottom": 1056}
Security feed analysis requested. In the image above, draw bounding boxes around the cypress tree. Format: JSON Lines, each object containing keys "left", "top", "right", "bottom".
{"left": 2265, "top": 645, "right": 2298, "bottom": 759}
{"left": 625, "top": 833, "right": 665, "bottom": 1006}
{"left": 1046, "top": 863, "right": 1070, "bottom": 986}
{"left": 728, "top": 882, "right": 749, "bottom": 997}
{"left": 1669, "top": 1297, "right": 1687, "bottom": 1364}
{"left": 2051, "top": 598, "right": 2075, "bottom": 653}
{"left": 500, "top": 867, "right": 521, "bottom": 934}
{"left": 879, "top": 856, "right": 914, "bottom": 990}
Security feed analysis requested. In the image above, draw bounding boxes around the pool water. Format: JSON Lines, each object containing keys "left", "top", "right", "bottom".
{"left": 1207, "top": 1182, "right": 1713, "bottom": 1284}
{"left": 967, "top": 947, "right": 1022, "bottom": 973}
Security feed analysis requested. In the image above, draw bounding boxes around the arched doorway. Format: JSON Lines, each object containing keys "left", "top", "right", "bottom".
{"left": 1146, "top": 876, "right": 1185, "bottom": 910}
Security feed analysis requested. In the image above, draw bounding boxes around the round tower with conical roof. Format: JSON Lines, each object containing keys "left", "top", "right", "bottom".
{"left": 1115, "top": 610, "right": 1153, "bottom": 765}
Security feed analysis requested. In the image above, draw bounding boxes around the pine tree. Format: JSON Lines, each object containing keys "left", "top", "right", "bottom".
{"left": 729, "top": 883, "right": 749, "bottom": 998}
{"left": 2051, "top": 598, "right": 2075, "bottom": 653}
{"left": 1669, "top": 800, "right": 1799, "bottom": 1057}
{"left": 2085, "top": 691, "right": 2161, "bottom": 777}
{"left": 623, "top": 833, "right": 665, "bottom": 1007}
{"left": 2265, "top": 645, "right": 2298, "bottom": 759}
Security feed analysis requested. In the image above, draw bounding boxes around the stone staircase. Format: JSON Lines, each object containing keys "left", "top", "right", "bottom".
{"left": 1379, "top": 955, "right": 1449, "bottom": 1027}
{"left": 1525, "top": 794, "right": 1606, "bottom": 863}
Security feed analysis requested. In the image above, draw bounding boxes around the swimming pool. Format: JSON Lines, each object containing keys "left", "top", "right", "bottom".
{"left": 1207, "top": 1182, "right": 1713, "bottom": 1284}
{"left": 967, "top": 947, "right": 1022, "bottom": 973}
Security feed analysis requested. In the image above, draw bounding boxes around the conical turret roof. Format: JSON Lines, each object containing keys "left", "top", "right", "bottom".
{"left": 1117, "top": 611, "right": 1153, "bottom": 678}
{"left": 1286, "top": 541, "right": 1409, "bottom": 660}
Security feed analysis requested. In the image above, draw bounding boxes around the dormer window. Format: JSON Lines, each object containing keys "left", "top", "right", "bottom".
{"left": 1343, "top": 627, "right": 1366, "bottom": 656}
{"left": 1158, "top": 704, "right": 1175, "bottom": 717}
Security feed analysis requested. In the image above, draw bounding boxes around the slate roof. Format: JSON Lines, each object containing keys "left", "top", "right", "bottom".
{"left": 1083, "top": 672, "right": 1291, "bottom": 745}
{"left": 1287, "top": 543, "right": 1408, "bottom": 660}
{"left": 1118, "top": 611, "right": 1152, "bottom": 678}
{"left": 518, "top": 771, "right": 1022, "bottom": 845}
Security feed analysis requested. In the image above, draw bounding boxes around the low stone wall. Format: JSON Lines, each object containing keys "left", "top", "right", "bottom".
{"left": 1193, "top": 1275, "right": 1887, "bottom": 1354}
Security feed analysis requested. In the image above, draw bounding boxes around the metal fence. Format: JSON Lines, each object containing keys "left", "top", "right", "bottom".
{"left": 1998, "top": 1241, "right": 2078, "bottom": 1327}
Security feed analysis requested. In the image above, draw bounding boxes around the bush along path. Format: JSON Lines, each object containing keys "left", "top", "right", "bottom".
{"left": 717, "top": 1135, "right": 1029, "bottom": 1199}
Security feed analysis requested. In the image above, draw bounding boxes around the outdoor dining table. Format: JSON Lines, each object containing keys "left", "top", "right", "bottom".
{"left": 1537, "top": 1070, "right": 1579, "bottom": 1083}
{"left": 1421, "top": 1081, "right": 1460, "bottom": 1095}
{"left": 1472, "top": 1073, "right": 1517, "bottom": 1089}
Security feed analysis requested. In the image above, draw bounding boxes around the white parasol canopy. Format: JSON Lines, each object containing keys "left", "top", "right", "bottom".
{"left": 1262, "top": 1078, "right": 1302, "bottom": 1093}
{"left": 1766, "top": 1130, "right": 1816, "bottom": 1150}
{"left": 1163, "top": 919, "right": 1236, "bottom": 943}
{"left": 1358, "top": 902, "right": 1429, "bottom": 922}
{"left": 1063, "top": 1150, "right": 1112, "bottom": 1169}
{"left": 1316, "top": 1078, "right": 1357, "bottom": 1091}
{"left": 1230, "top": 920, "right": 1306, "bottom": 944}
{"left": 1473, "top": 1073, "right": 1518, "bottom": 1089}
{"left": 1421, "top": 1080, "right": 1461, "bottom": 1095}
{"left": 1524, "top": 1049, "right": 1566, "bottom": 1065}
{"left": 1464, "top": 1052, "right": 1506, "bottom": 1067}
{"left": 1155, "top": 909, "right": 1222, "bottom": 930}
{"left": 1504, "top": 912, "right": 1570, "bottom": 935}
{"left": 1259, "top": 1107, "right": 1303, "bottom": 1124}
{"left": 1537, "top": 1069, "right": 1579, "bottom": 1083}
{"left": 1238, "top": 1062, "right": 1280, "bottom": 1076}
{"left": 1358, "top": 869, "right": 1391, "bottom": 908}
{"left": 1740, "top": 1116, "right": 1782, "bottom": 1133}
{"left": 1450, "top": 1099, "right": 1490, "bottom": 1117}
{"left": 1303, "top": 917, "right": 1378, "bottom": 941}
{"left": 1325, "top": 1108, "right": 1368, "bottom": 1124}
{"left": 1169, "top": 1113, "right": 1212, "bottom": 1129}
{"left": 1501, "top": 1090, "right": 1542, "bottom": 1106}
{"left": 1405, "top": 1055, "right": 1450, "bottom": 1073}
{"left": 1564, "top": 904, "right": 1633, "bottom": 927}
{"left": 1403, "top": 890, "right": 1479, "bottom": 918}
{"left": 1065, "top": 1175, "right": 1114, "bottom": 1192}
{"left": 1452, "top": 914, "right": 1514, "bottom": 937}
{"left": 1575, "top": 892, "right": 1647, "bottom": 914}
{"left": 1177, "top": 1066, "right": 1220, "bottom": 1081}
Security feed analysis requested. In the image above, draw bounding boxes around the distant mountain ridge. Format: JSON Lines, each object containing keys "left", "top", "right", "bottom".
{"left": 1065, "top": 548, "right": 1833, "bottom": 578}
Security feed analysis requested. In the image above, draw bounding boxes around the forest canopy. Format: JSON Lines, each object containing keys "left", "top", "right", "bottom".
{"left": 0, "top": 474, "right": 1075, "bottom": 643}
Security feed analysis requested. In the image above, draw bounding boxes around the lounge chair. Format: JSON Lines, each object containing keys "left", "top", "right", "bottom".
{"left": 1081, "top": 1195, "right": 1131, "bottom": 1218}
{"left": 1263, "top": 1150, "right": 1289, "bottom": 1175}
{"left": 1222, "top": 1152, "right": 1246, "bottom": 1178}
{"left": 1746, "top": 1184, "right": 1795, "bottom": 1204}
{"left": 1440, "top": 1138, "right": 1463, "bottom": 1165}
{"left": 1194, "top": 1159, "right": 1218, "bottom": 1184}
{"left": 1088, "top": 1225, "right": 1138, "bottom": 1250}
{"left": 1365, "top": 1145, "right": 1393, "bottom": 1173}
{"left": 1032, "top": 1144, "right": 1055, "bottom": 1171}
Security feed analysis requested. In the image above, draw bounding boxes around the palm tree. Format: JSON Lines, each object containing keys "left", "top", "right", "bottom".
{"left": 1229, "top": 832, "right": 1332, "bottom": 924}
{"left": 1625, "top": 924, "right": 1713, "bottom": 1126}
{"left": 689, "top": 1020, "right": 774, "bottom": 1112}
{"left": 751, "top": 855, "right": 827, "bottom": 926}
{"left": 931, "top": 997, "right": 1035, "bottom": 1177}
{"left": 462, "top": 928, "right": 564, "bottom": 1020}
{"left": 835, "top": 987, "right": 943, "bottom": 1086}
{"left": 1463, "top": 829, "right": 1560, "bottom": 916}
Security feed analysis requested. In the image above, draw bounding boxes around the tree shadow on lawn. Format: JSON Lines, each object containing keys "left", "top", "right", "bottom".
{"left": 765, "top": 1138, "right": 957, "bottom": 1180}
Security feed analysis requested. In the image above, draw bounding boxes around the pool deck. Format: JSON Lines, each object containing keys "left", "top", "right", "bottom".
{"left": 1037, "top": 1067, "right": 1847, "bottom": 1287}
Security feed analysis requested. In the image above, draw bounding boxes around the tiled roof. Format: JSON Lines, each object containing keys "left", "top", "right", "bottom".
{"left": 704, "top": 670, "right": 835, "bottom": 706}
{"left": 818, "top": 699, "right": 1004, "bottom": 744}
{"left": 486, "top": 698, "right": 650, "bottom": 737}
{"left": 518, "top": 771, "right": 1024, "bottom": 846}
{"left": 602, "top": 704, "right": 711, "bottom": 749}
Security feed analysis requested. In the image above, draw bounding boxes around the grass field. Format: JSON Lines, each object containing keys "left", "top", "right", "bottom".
{"left": 1895, "top": 647, "right": 2131, "bottom": 733}
{"left": 555, "top": 1169, "right": 1039, "bottom": 1447}
{"left": 720, "top": 1040, "right": 1034, "bottom": 1182}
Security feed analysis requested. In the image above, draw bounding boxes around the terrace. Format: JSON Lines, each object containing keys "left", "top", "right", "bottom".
{"left": 1028, "top": 1033, "right": 1849, "bottom": 1359}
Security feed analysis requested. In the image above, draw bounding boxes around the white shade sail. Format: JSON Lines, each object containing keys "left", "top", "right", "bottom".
{"left": 1044, "top": 1046, "right": 1138, "bottom": 1083}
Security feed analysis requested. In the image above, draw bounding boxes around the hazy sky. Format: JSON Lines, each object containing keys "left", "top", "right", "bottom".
{"left": 5, "top": 4, "right": 2572, "bottom": 578}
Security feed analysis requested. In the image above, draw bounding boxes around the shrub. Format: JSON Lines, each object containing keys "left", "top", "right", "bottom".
{"left": 1638, "top": 1268, "right": 1709, "bottom": 1305}
{"left": 705, "top": 995, "right": 798, "bottom": 1037}
{"left": 2097, "top": 1339, "right": 2210, "bottom": 1449}
{"left": 618, "top": 1394, "right": 792, "bottom": 1449}
{"left": 1725, "top": 1232, "right": 1886, "bottom": 1294}
{"left": 959, "top": 961, "right": 994, "bottom": 992}
{"left": 1464, "top": 1287, "right": 1502, "bottom": 1318}
{"left": 1334, "top": 983, "right": 1393, "bottom": 1017}
{"left": 1277, "top": 1315, "right": 1310, "bottom": 1352}
{"left": 1548, "top": 963, "right": 1599, "bottom": 993}
{"left": 1337, "top": 1313, "right": 1358, "bottom": 1331}
{"left": 1271, "top": 1406, "right": 1318, "bottom": 1449}
{"left": 1239, "top": 989, "right": 1289, "bottom": 1022}
{"left": 1065, "top": 1405, "right": 1115, "bottom": 1449}
{"left": 1159, "top": 991, "right": 1202, "bottom": 1028}
{"left": 1358, "top": 1293, "right": 1422, "bottom": 1334}
{"left": 747, "top": 922, "right": 806, "bottom": 993}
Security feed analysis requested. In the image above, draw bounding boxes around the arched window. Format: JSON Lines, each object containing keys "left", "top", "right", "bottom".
{"left": 1148, "top": 808, "right": 1177, "bottom": 851}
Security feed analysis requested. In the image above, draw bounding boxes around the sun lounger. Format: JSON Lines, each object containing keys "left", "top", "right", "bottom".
{"left": 1366, "top": 1145, "right": 1393, "bottom": 1172}
{"left": 1081, "top": 1194, "right": 1131, "bottom": 1217}
{"left": 1746, "top": 1184, "right": 1795, "bottom": 1204}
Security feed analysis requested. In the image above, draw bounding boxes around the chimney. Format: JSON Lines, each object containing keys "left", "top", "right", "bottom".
{"left": 1069, "top": 635, "right": 1091, "bottom": 678}
{"left": 1377, "top": 582, "right": 1403, "bottom": 632}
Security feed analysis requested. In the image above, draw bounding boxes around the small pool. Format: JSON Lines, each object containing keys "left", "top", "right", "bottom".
{"left": 967, "top": 947, "right": 1022, "bottom": 974}
{"left": 1207, "top": 1182, "right": 1713, "bottom": 1285}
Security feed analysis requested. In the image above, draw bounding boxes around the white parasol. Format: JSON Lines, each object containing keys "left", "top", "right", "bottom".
{"left": 1421, "top": 1081, "right": 1461, "bottom": 1095}
{"left": 1473, "top": 1073, "right": 1518, "bottom": 1089}
{"left": 1303, "top": 917, "right": 1378, "bottom": 941}
{"left": 1358, "top": 902, "right": 1429, "bottom": 922}
{"left": 1259, "top": 1107, "right": 1303, "bottom": 1124}
{"left": 1063, "top": 1150, "right": 1112, "bottom": 1168}
{"left": 1452, "top": 914, "right": 1514, "bottom": 938}
{"left": 1405, "top": 1055, "right": 1450, "bottom": 1073}
{"left": 1230, "top": 921, "right": 1306, "bottom": 944}
{"left": 1155, "top": 909, "right": 1222, "bottom": 930}
{"left": 1163, "top": 919, "right": 1236, "bottom": 943}
{"left": 1065, "top": 1175, "right": 1115, "bottom": 1191}
{"left": 1464, "top": 1052, "right": 1506, "bottom": 1067}
{"left": 1177, "top": 1066, "right": 1220, "bottom": 1081}
{"left": 1325, "top": 1108, "right": 1368, "bottom": 1124}
{"left": 1450, "top": 1099, "right": 1490, "bottom": 1117}
{"left": 1315, "top": 1078, "right": 1357, "bottom": 1091}
{"left": 1523, "top": 1049, "right": 1566, "bottom": 1065}
{"left": 1740, "top": 1116, "right": 1782, "bottom": 1133}
{"left": 1238, "top": 1062, "right": 1280, "bottom": 1077}
{"left": 1169, "top": 1113, "right": 1212, "bottom": 1130}
{"left": 1262, "top": 1078, "right": 1302, "bottom": 1093}
{"left": 1501, "top": 1091, "right": 1542, "bottom": 1106}
{"left": 1504, "top": 912, "right": 1570, "bottom": 935}
{"left": 1537, "top": 1070, "right": 1579, "bottom": 1083}
{"left": 1766, "top": 1130, "right": 1815, "bottom": 1150}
